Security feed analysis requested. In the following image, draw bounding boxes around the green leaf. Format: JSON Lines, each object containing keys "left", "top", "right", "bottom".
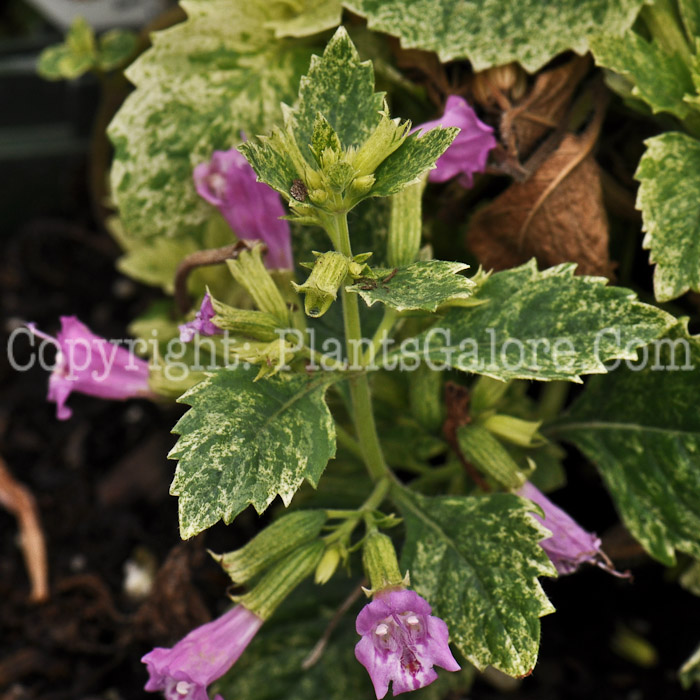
{"left": 551, "top": 325, "right": 700, "bottom": 566}
{"left": 265, "top": 0, "right": 342, "bottom": 38}
{"left": 371, "top": 128, "right": 458, "bottom": 197}
{"left": 169, "top": 367, "right": 336, "bottom": 539}
{"left": 108, "top": 0, "right": 315, "bottom": 243}
{"left": 293, "top": 26, "right": 384, "bottom": 159}
{"left": 681, "top": 643, "right": 700, "bottom": 689}
{"left": 343, "top": 0, "right": 646, "bottom": 71}
{"left": 636, "top": 132, "right": 700, "bottom": 301}
{"left": 397, "top": 490, "right": 555, "bottom": 677}
{"left": 412, "top": 260, "right": 674, "bottom": 382}
{"left": 37, "top": 16, "right": 97, "bottom": 80}
{"left": 97, "top": 29, "right": 138, "bottom": 70}
{"left": 590, "top": 33, "right": 694, "bottom": 120}
{"left": 346, "top": 260, "right": 474, "bottom": 312}
{"left": 240, "top": 28, "right": 455, "bottom": 210}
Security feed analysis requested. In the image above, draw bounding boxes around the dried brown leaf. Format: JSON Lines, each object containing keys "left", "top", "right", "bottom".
{"left": 498, "top": 56, "right": 590, "bottom": 160}
{"left": 467, "top": 131, "right": 613, "bottom": 277}
{"left": 0, "top": 456, "right": 49, "bottom": 603}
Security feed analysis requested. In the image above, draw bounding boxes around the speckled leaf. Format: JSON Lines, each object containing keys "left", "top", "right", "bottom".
{"left": 413, "top": 260, "right": 674, "bottom": 381}
{"left": 636, "top": 132, "right": 700, "bottom": 301}
{"left": 169, "top": 367, "right": 336, "bottom": 539}
{"left": 108, "top": 0, "right": 315, "bottom": 244}
{"left": 681, "top": 643, "right": 700, "bottom": 689}
{"left": 371, "top": 127, "right": 458, "bottom": 197}
{"left": 346, "top": 260, "right": 474, "bottom": 311}
{"left": 343, "top": 0, "right": 645, "bottom": 72}
{"left": 293, "top": 26, "right": 384, "bottom": 158}
{"left": 38, "top": 17, "right": 96, "bottom": 80}
{"left": 590, "top": 33, "right": 694, "bottom": 120}
{"left": 240, "top": 28, "right": 455, "bottom": 203}
{"left": 266, "top": 0, "right": 342, "bottom": 39}
{"left": 397, "top": 490, "right": 555, "bottom": 677}
{"left": 553, "top": 325, "right": 700, "bottom": 566}
{"left": 214, "top": 581, "right": 471, "bottom": 700}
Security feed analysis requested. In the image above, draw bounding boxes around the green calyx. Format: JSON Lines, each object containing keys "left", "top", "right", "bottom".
{"left": 237, "top": 540, "right": 325, "bottom": 620}
{"left": 213, "top": 510, "right": 327, "bottom": 584}
{"left": 226, "top": 244, "right": 290, "bottom": 326}
{"left": 362, "top": 531, "right": 408, "bottom": 595}
{"left": 293, "top": 251, "right": 371, "bottom": 318}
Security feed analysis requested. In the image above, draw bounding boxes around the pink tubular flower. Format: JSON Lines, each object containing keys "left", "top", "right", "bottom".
{"left": 193, "top": 148, "right": 293, "bottom": 270}
{"left": 355, "top": 589, "right": 460, "bottom": 698}
{"left": 28, "top": 316, "right": 153, "bottom": 421}
{"left": 142, "top": 604, "right": 263, "bottom": 700}
{"left": 519, "top": 481, "right": 627, "bottom": 577}
{"left": 179, "top": 293, "right": 222, "bottom": 343}
{"left": 415, "top": 95, "right": 496, "bottom": 188}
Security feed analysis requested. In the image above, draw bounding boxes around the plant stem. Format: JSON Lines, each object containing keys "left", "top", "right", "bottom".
{"left": 328, "top": 213, "right": 391, "bottom": 483}
{"left": 363, "top": 308, "right": 398, "bottom": 366}
{"left": 642, "top": 0, "right": 693, "bottom": 66}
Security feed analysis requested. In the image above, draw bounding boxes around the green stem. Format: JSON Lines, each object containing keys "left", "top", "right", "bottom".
{"left": 536, "top": 381, "right": 571, "bottom": 422}
{"left": 323, "top": 477, "right": 391, "bottom": 543}
{"left": 642, "top": 0, "right": 693, "bottom": 66}
{"left": 328, "top": 213, "right": 391, "bottom": 483}
{"left": 363, "top": 308, "right": 398, "bottom": 366}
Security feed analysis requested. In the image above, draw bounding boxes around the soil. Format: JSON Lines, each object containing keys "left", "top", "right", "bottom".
{"left": 1, "top": 57, "right": 699, "bottom": 700}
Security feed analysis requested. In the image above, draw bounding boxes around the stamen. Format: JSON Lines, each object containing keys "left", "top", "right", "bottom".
{"left": 375, "top": 623, "right": 389, "bottom": 636}
{"left": 176, "top": 680, "right": 192, "bottom": 696}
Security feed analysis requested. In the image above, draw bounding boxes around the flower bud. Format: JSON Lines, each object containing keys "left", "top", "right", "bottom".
{"left": 315, "top": 545, "right": 342, "bottom": 584}
{"left": 292, "top": 251, "right": 351, "bottom": 318}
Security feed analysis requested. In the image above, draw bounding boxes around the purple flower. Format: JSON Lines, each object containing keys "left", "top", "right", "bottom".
{"left": 179, "top": 293, "right": 222, "bottom": 343}
{"left": 355, "top": 588, "right": 460, "bottom": 698}
{"left": 415, "top": 95, "right": 496, "bottom": 188}
{"left": 519, "top": 482, "right": 627, "bottom": 577}
{"left": 28, "top": 316, "right": 153, "bottom": 421}
{"left": 142, "top": 604, "right": 263, "bottom": 700}
{"left": 193, "top": 148, "right": 293, "bottom": 270}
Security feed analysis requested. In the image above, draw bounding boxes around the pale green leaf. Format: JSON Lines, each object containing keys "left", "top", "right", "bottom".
{"left": 551, "top": 325, "right": 700, "bottom": 566}
{"left": 343, "top": 0, "right": 646, "bottom": 71}
{"left": 371, "top": 128, "right": 458, "bottom": 197}
{"left": 169, "top": 367, "right": 336, "bottom": 539}
{"left": 293, "top": 26, "right": 384, "bottom": 158}
{"left": 636, "top": 132, "right": 700, "bottom": 301}
{"left": 240, "top": 28, "right": 455, "bottom": 207}
{"left": 411, "top": 260, "right": 674, "bottom": 382}
{"left": 397, "top": 490, "right": 555, "bottom": 677}
{"left": 108, "top": 0, "right": 315, "bottom": 243}
{"left": 266, "top": 0, "right": 342, "bottom": 39}
{"left": 590, "top": 32, "right": 694, "bottom": 120}
{"left": 346, "top": 260, "right": 474, "bottom": 312}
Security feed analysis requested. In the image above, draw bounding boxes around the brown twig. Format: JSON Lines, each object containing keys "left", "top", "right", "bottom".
{"left": 0, "top": 456, "right": 49, "bottom": 603}
{"left": 302, "top": 582, "right": 366, "bottom": 669}
{"left": 174, "top": 241, "right": 260, "bottom": 314}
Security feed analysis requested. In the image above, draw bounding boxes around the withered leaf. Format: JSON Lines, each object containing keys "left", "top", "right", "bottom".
{"left": 499, "top": 56, "right": 590, "bottom": 160}
{"left": 467, "top": 132, "right": 613, "bottom": 278}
